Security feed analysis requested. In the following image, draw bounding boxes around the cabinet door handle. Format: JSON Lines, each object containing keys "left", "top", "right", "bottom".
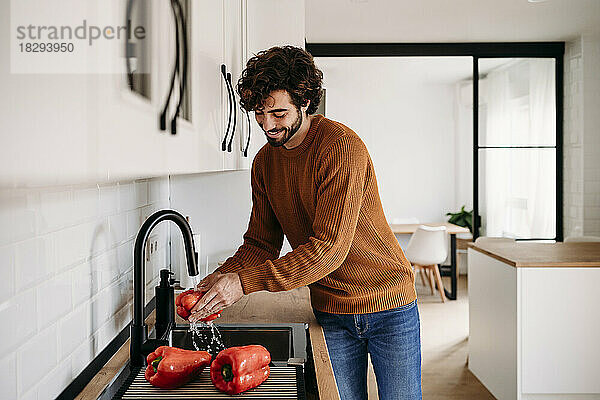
{"left": 159, "top": 0, "right": 181, "bottom": 133}
{"left": 220, "top": 64, "right": 234, "bottom": 151}
{"left": 225, "top": 72, "right": 237, "bottom": 152}
{"left": 125, "top": 0, "right": 135, "bottom": 90}
{"left": 170, "top": 0, "right": 188, "bottom": 135}
{"left": 242, "top": 109, "right": 251, "bottom": 157}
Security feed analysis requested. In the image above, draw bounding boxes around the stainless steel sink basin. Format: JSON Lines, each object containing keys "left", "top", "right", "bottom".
{"left": 171, "top": 323, "right": 307, "bottom": 366}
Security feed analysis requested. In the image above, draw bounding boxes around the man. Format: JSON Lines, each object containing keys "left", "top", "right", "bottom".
{"left": 191, "top": 46, "right": 421, "bottom": 400}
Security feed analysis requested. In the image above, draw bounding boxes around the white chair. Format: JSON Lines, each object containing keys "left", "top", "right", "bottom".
{"left": 564, "top": 236, "right": 600, "bottom": 243}
{"left": 404, "top": 225, "right": 448, "bottom": 302}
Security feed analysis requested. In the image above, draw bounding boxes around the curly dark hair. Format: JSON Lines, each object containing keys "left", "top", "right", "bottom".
{"left": 236, "top": 46, "right": 323, "bottom": 115}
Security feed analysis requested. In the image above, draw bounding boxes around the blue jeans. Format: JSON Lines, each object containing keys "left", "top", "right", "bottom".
{"left": 313, "top": 300, "right": 422, "bottom": 400}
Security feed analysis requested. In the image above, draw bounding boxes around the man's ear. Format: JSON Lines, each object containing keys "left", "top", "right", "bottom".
{"left": 302, "top": 99, "right": 311, "bottom": 114}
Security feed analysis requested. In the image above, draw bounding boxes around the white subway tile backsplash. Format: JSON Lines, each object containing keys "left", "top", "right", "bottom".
{"left": 90, "top": 248, "right": 119, "bottom": 293}
{"left": 17, "top": 324, "right": 58, "bottom": 395}
{"left": 149, "top": 178, "right": 169, "bottom": 204}
{"left": 134, "top": 180, "right": 149, "bottom": 208}
{"left": 0, "top": 203, "right": 11, "bottom": 246}
{"left": 71, "top": 260, "right": 93, "bottom": 304}
{"left": 111, "top": 275, "right": 132, "bottom": 313}
{"left": 19, "top": 389, "right": 37, "bottom": 400}
{"left": 59, "top": 303, "right": 90, "bottom": 360}
{"left": 117, "top": 240, "right": 134, "bottom": 276}
{"left": 118, "top": 183, "right": 136, "bottom": 212}
{"left": 15, "top": 237, "right": 52, "bottom": 290}
{"left": 89, "top": 218, "right": 110, "bottom": 257}
{"left": 126, "top": 208, "right": 142, "bottom": 240}
{"left": 71, "top": 186, "right": 99, "bottom": 224}
{"left": 11, "top": 192, "right": 37, "bottom": 243}
{"left": 0, "top": 289, "right": 37, "bottom": 355}
{"left": 89, "top": 288, "right": 109, "bottom": 334}
{"left": 99, "top": 185, "right": 119, "bottom": 217}
{"left": 109, "top": 213, "right": 128, "bottom": 246}
{"left": 39, "top": 189, "right": 72, "bottom": 233}
{"left": 57, "top": 225, "right": 85, "bottom": 270}
{"left": 37, "top": 272, "right": 72, "bottom": 328}
{"left": 37, "top": 356, "right": 73, "bottom": 400}
{"left": 0, "top": 245, "right": 15, "bottom": 304}
{"left": 2, "top": 177, "right": 168, "bottom": 398}
{"left": 95, "top": 317, "right": 121, "bottom": 355}
{"left": 71, "top": 340, "right": 93, "bottom": 379}
{"left": 0, "top": 354, "right": 17, "bottom": 399}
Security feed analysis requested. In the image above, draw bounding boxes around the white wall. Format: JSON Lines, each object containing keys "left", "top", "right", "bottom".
{"left": 314, "top": 57, "right": 468, "bottom": 226}
{"left": 169, "top": 171, "right": 252, "bottom": 281}
{"left": 168, "top": 171, "right": 293, "bottom": 285}
{"left": 0, "top": 178, "right": 169, "bottom": 399}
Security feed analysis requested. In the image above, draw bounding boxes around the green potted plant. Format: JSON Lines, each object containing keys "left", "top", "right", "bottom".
{"left": 446, "top": 205, "right": 474, "bottom": 234}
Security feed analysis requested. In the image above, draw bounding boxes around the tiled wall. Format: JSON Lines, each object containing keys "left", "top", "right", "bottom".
{"left": 582, "top": 35, "right": 600, "bottom": 236}
{"left": 563, "top": 38, "right": 585, "bottom": 238}
{"left": 564, "top": 35, "right": 600, "bottom": 238}
{"left": 0, "top": 177, "right": 170, "bottom": 400}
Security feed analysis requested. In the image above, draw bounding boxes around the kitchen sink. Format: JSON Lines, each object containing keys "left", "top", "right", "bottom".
{"left": 170, "top": 323, "right": 307, "bottom": 367}
{"left": 98, "top": 323, "right": 318, "bottom": 400}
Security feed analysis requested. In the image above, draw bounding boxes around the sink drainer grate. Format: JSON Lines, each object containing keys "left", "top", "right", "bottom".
{"left": 113, "top": 366, "right": 303, "bottom": 399}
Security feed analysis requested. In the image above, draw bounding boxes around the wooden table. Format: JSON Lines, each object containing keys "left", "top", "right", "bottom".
{"left": 390, "top": 222, "right": 470, "bottom": 300}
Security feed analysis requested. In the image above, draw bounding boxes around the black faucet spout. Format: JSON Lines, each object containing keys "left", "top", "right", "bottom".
{"left": 130, "top": 209, "right": 198, "bottom": 368}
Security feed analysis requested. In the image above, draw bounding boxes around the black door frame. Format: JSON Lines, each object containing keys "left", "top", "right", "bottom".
{"left": 306, "top": 42, "right": 565, "bottom": 241}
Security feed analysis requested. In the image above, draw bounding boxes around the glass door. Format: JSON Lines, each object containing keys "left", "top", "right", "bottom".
{"left": 476, "top": 57, "right": 558, "bottom": 240}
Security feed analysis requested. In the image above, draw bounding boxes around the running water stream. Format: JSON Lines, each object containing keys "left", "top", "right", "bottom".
{"left": 189, "top": 320, "right": 226, "bottom": 356}
{"left": 185, "top": 275, "right": 226, "bottom": 355}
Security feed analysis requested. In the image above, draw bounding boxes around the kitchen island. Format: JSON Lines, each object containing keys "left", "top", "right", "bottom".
{"left": 76, "top": 287, "right": 339, "bottom": 400}
{"left": 467, "top": 241, "right": 600, "bottom": 400}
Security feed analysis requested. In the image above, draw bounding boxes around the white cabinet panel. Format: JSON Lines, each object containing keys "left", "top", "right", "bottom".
{"left": 468, "top": 249, "right": 518, "bottom": 400}
{"left": 186, "top": 0, "right": 225, "bottom": 173}
{"left": 0, "top": 0, "right": 98, "bottom": 186}
{"left": 521, "top": 268, "right": 600, "bottom": 394}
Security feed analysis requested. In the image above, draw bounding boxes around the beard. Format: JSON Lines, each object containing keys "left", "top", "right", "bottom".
{"left": 264, "top": 108, "right": 303, "bottom": 147}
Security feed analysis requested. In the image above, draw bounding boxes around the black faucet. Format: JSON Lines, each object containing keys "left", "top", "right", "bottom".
{"left": 130, "top": 209, "right": 199, "bottom": 368}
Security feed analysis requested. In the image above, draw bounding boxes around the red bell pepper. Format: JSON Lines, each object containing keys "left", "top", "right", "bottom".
{"left": 176, "top": 289, "right": 222, "bottom": 322}
{"left": 145, "top": 346, "right": 212, "bottom": 389}
{"left": 210, "top": 345, "right": 271, "bottom": 394}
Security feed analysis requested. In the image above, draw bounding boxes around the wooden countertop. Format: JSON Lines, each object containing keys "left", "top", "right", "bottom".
{"left": 469, "top": 241, "right": 600, "bottom": 267}
{"left": 76, "top": 288, "right": 340, "bottom": 400}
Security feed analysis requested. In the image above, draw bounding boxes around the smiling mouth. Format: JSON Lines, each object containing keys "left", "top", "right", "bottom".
{"left": 266, "top": 129, "right": 284, "bottom": 138}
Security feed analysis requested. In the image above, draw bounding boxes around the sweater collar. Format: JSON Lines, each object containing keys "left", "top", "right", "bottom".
{"left": 278, "top": 114, "right": 324, "bottom": 158}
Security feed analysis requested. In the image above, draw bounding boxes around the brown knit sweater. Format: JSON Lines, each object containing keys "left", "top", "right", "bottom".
{"left": 217, "top": 114, "right": 416, "bottom": 314}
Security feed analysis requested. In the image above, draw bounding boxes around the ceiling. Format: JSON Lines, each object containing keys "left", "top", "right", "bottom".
{"left": 305, "top": 0, "right": 600, "bottom": 43}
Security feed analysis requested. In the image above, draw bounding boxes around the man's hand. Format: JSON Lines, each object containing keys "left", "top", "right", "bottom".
{"left": 189, "top": 272, "right": 244, "bottom": 322}
{"left": 196, "top": 271, "right": 222, "bottom": 291}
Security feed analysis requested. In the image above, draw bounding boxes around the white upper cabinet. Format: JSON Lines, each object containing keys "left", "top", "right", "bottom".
{"left": 0, "top": 0, "right": 305, "bottom": 187}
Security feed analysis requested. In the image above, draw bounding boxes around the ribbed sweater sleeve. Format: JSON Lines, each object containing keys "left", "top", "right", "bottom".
{"left": 237, "top": 135, "right": 368, "bottom": 294}
{"left": 216, "top": 154, "right": 284, "bottom": 274}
